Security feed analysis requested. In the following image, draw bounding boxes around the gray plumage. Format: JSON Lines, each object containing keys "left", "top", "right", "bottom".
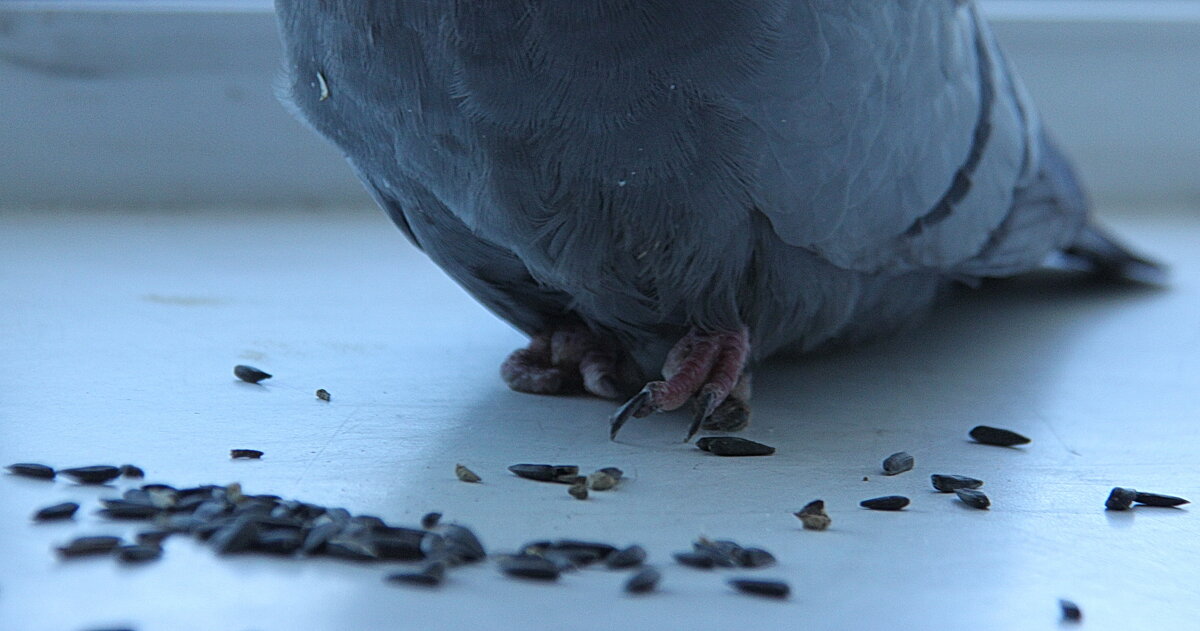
{"left": 274, "top": 1, "right": 1154, "bottom": 394}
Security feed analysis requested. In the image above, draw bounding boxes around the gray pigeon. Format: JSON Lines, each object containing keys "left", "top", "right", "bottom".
{"left": 274, "top": 1, "right": 1158, "bottom": 441}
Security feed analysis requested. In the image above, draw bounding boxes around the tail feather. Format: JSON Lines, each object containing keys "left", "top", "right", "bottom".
{"left": 1057, "top": 223, "right": 1166, "bottom": 284}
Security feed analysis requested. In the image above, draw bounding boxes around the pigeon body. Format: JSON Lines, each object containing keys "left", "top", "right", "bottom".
{"left": 275, "top": 1, "right": 1152, "bottom": 430}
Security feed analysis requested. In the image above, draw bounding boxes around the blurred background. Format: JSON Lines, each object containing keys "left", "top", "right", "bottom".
{"left": 2, "top": 0, "right": 1199, "bottom": 212}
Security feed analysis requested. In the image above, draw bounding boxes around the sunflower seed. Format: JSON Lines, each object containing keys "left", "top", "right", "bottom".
{"left": 230, "top": 449, "right": 264, "bottom": 459}
{"left": 1060, "top": 599, "right": 1083, "bottom": 622}
{"left": 587, "top": 471, "right": 618, "bottom": 491}
{"left": 455, "top": 464, "right": 481, "bottom": 483}
{"left": 99, "top": 499, "right": 160, "bottom": 520}
{"left": 316, "top": 388, "right": 331, "bottom": 401}
{"left": 968, "top": 425, "right": 1031, "bottom": 447}
{"left": 697, "top": 437, "right": 775, "bottom": 457}
{"left": 1105, "top": 487, "right": 1138, "bottom": 511}
{"left": 136, "top": 530, "right": 172, "bottom": 546}
{"left": 1133, "top": 491, "right": 1189, "bottom": 507}
{"left": 606, "top": 544, "right": 647, "bottom": 569}
{"left": 34, "top": 502, "right": 79, "bottom": 521}
{"left": 499, "top": 554, "right": 560, "bottom": 580}
{"left": 253, "top": 529, "right": 304, "bottom": 555}
{"left": 57, "top": 535, "right": 123, "bottom": 558}
{"left": 882, "top": 451, "right": 914, "bottom": 475}
{"left": 420, "top": 512, "right": 442, "bottom": 530}
{"left": 233, "top": 364, "right": 271, "bottom": 384}
{"left": 119, "top": 464, "right": 145, "bottom": 479}
{"left": 370, "top": 527, "right": 428, "bottom": 561}
{"left": 694, "top": 538, "right": 742, "bottom": 567}
{"left": 60, "top": 465, "right": 121, "bottom": 485}
{"left": 209, "top": 516, "right": 260, "bottom": 554}
{"left": 301, "top": 521, "right": 342, "bottom": 554}
{"left": 625, "top": 567, "right": 661, "bottom": 594}
{"left": 729, "top": 578, "right": 790, "bottom": 599}
{"left": 323, "top": 537, "right": 378, "bottom": 561}
{"left": 540, "top": 548, "right": 600, "bottom": 570}
{"left": 441, "top": 524, "right": 486, "bottom": 563}
{"left": 860, "top": 495, "right": 910, "bottom": 511}
{"left": 794, "top": 499, "right": 831, "bottom": 531}
{"left": 954, "top": 488, "right": 991, "bottom": 510}
{"left": 6, "top": 462, "right": 55, "bottom": 479}
{"left": 930, "top": 474, "right": 984, "bottom": 493}
{"left": 598, "top": 467, "right": 624, "bottom": 481}
{"left": 387, "top": 565, "right": 444, "bottom": 587}
{"left": 507, "top": 464, "right": 579, "bottom": 482}
{"left": 673, "top": 551, "right": 716, "bottom": 569}
{"left": 736, "top": 547, "right": 776, "bottom": 568}
{"left": 116, "top": 544, "right": 163, "bottom": 563}
{"left": 568, "top": 480, "right": 589, "bottom": 500}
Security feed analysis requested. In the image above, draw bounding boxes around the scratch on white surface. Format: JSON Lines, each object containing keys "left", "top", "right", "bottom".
{"left": 295, "top": 406, "right": 362, "bottom": 485}
{"left": 1034, "top": 409, "right": 1082, "bottom": 456}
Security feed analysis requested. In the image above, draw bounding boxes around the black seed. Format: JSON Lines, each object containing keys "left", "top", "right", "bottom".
{"left": 606, "top": 545, "right": 647, "bottom": 569}
{"left": 1060, "top": 599, "right": 1083, "bottom": 622}
{"left": 234, "top": 364, "right": 271, "bottom": 383}
{"left": 1106, "top": 487, "right": 1138, "bottom": 511}
{"left": 736, "top": 547, "right": 776, "bottom": 568}
{"left": 230, "top": 449, "right": 264, "bottom": 459}
{"left": 625, "top": 567, "right": 661, "bottom": 594}
{"left": 597, "top": 467, "right": 624, "bottom": 481}
{"left": 555, "top": 473, "right": 586, "bottom": 485}
{"left": 499, "top": 554, "right": 560, "bottom": 580}
{"left": 968, "top": 425, "right": 1031, "bottom": 447}
{"left": 136, "top": 530, "right": 172, "bottom": 545}
{"left": 860, "top": 495, "right": 910, "bottom": 511}
{"left": 455, "top": 464, "right": 481, "bottom": 483}
{"left": 347, "top": 515, "right": 387, "bottom": 532}
{"left": 540, "top": 548, "right": 600, "bottom": 570}
{"left": 954, "top": 488, "right": 991, "bottom": 510}
{"left": 421, "top": 512, "right": 442, "bottom": 530}
{"left": 253, "top": 529, "right": 304, "bottom": 555}
{"left": 882, "top": 451, "right": 914, "bottom": 476}
{"left": 673, "top": 551, "right": 716, "bottom": 569}
{"left": 370, "top": 527, "right": 428, "bottom": 561}
{"left": 587, "top": 471, "right": 619, "bottom": 491}
{"left": 7, "top": 462, "right": 55, "bottom": 479}
{"left": 34, "top": 502, "right": 79, "bottom": 521}
{"left": 1134, "top": 491, "right": 1190, "bottom": 508}
{"left": 57, "top": 535, "right": 123, "bottom": 558}
{"left": 931, "top": 474, "right": 984, "bottom": 493}
{"left": 568, "top": 480, "right": 589, "bottom": 500}
{"left": 695, "top": 437, "right": 717, "bottom": 452}
{"left": 301, "top": 521, "right": 342, "bottom": 554}
{"left": 324, "top": 537, "right": 378, "bottom": 561}
{"left": 507, "top": 464, "right": 579, "bottom": 482}
{"left": 441, "top": 524, "right": 486, "bottom": 563}
{"left": 794, "top": 499, "right": 831, "bottom": 531}
{"left": 729, "top": 578, "right": 790, "bottom": 599}
{"left": 119, "top": 464, "right": 145, "bottom": 479}
{"left": 117, "top": 544, "right": 163, "bottom": 563}
{"left": 387, "top": 569, "right": 442, "bottom": 587}
{"left": 316, "top": 388, "right": 331, "bottom": 401}
{"left": 545, "top": 540, "right": 617, "bottom": 560}
{"left": 209, "top": 516, "right": 260, "bottom": 554}
{"left": 99, "top": 499, "right": 160, "bottom": 520}
{"left": 60, "top": 465, "right": 121, "bottom": 485}
{"left": 699, "top": 437, "right": 775, "bottom": 457}
{"left": 693, "top": 538, "right": 742, "bottom": 567}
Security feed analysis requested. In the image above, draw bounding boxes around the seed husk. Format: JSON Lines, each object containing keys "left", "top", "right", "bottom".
{"left": 455, "top": 463, "right": 482, "bottom": 483}
{"left": 499, "top": 554, "right": 560, "bottom": 580}
{"left": 119, "top": 464, "right": 145, "bottom": 479}
{"left": 116, "top": 544, "right": 163, "bottom": 563}
{"left": 316, "top": 388, "right": 331, "bottom": 401}
{"left": 1060, "top": 599, "right": 1083, "bottom": 622}
{"left": 230, "top": 449, "right": 264, "bottom": 459}
{"left": 625, "top": 567, "right": 661, "bottom": 594}
{"left": 673, "top": 551, "right": 716, "bottom": 569}
{"left": 931, "top": 474, "right": 984, "bottom": 493}
{"left": 968, "top": 425, "right": 1031, "bottom": 447}
{"left": 60, "top": 465, "right": 121, "bottom": 485}
{"left": 233, "top": 364, "right": 271, "bottom": 384}
{"left": 420, "top": 512, "right": 442, "bottom": 530}
{"left": 597, "top": 467, "right": 624, "bottom": 481}
{"left": 507, "top": 463, "right": 579, "bottom": 482}
{"left": 954, "top": 488, "right": 990, "bottom": 510}
{"left": 587, "top": 471, "right": 618, "bottom": 491}
{"left": 34, "top": 502, "right": 80, "bottom": 521}
{"left": 568, "top": 480, "right": 589, "bottom": 500}
{"left": 698, "top": 437, "right": 775, "bottom": 457}
{"left": 606, "top": 544, "right": 647, "bottom": 569}
{"left": 860, "top": 495, "right": 910, "bottom": 511}
{"left": 736, "top": 547, "right": 776, "bottom": 568}
{"left": 7, "top": 462, "right": 56, "bottom": 479}
{"left": 794, "top": 499, "right": 831, "bottom": 531}
{"left": 729, "top": 578, "right": 790, "bottom": 599}
{"left": 1105, "top": 487, "right": 1138, "bottom": 511}
{"left": 882, "top": 451, "right": 914, "bottom": 475}
{"left": 1133, "top": 491, "right": 1189, "bottom": 508}
{"left": 57, "top": 535, "right": 123, "bottom": 558}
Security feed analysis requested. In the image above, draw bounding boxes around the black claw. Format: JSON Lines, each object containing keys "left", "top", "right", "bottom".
{"left": 685, "top": 391, "right": 719, "bottom": 443}
{"left": 609, "top": 386, "right": 653, "bottom": 440}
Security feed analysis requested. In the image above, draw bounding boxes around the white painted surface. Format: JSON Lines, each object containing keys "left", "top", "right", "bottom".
{"left": 0, "top": 206, "right": 1197, "bottom": 631}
